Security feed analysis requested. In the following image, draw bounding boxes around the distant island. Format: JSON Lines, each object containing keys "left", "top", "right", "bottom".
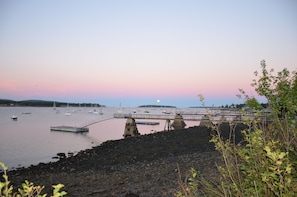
{"left": 138, "top": 104, "right": 176, "bottom": 108}
{"left": 0, "top": 99, "right": 104, "bottom": 107}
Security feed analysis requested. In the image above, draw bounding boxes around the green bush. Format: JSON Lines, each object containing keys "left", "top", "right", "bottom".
{"left": 0, "top": 162, "right": 67, "bottom": 197}
{"left": 177, "top": 60, "right": 297, "bottom": 196}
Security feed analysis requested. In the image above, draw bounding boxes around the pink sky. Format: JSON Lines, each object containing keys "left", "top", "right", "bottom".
{"left": 1, "top": 1, "right": 296, "bottom": 107}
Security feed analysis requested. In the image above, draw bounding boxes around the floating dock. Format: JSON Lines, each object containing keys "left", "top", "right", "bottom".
{"left": 50, "top": 126, "right": 89, "bottom": 133}
{"left": 135, "top": 121, "right": 160, "bottom": 125}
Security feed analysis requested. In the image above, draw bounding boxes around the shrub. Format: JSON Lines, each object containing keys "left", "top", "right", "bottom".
{"left": 177, "top": 60, "right": 297, "bottom": 196}
{"left": 0, "top": 162, "right": 67, "bottom": 197}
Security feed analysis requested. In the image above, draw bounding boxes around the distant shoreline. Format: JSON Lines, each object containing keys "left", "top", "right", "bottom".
{"left": 0, "top": 99, "right": 104, "bottom": 107}
{"left": 0, "top": 99, "right": 177, "bottom": 108}
{"left": 138, "top": 104, "right": 176, "bottom": 108}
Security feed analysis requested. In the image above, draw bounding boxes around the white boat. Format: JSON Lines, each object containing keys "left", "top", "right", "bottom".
{"left": 21, "top": 112, "right": 31, "bottom": 114}
{"left": 11, "top": 115, "right": 18, "bottom": 120}
{"left": 64, "top": 103, "right": 71, "bottom": 115}
{"left": 89, "top": 109, "right": 103, "bottom": 115}
{"left": 64, "top": 112, "right": 71, "bottom": 116}
{"left": 162, "top": 110, "right": 172, "bottom": 114}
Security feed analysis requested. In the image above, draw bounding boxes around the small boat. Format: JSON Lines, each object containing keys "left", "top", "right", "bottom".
{"left": 64, "top": 103, "right": 71, "bottom": 115}
{"left": 11, "top": 116, "right": 18, "bottom": 120}
{"left": 50, "top": 126, "right": 89, "bottom": 133}
{"left": 21, "top": 112, "right": 31, "bottom": 114}
{"left": 162, "top": 110, "right": 172, "bottom": 114}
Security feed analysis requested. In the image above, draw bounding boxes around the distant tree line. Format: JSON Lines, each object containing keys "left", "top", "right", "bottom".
{"left": 138, "top": 105, "right": 176, "bottom": 108}
{"left": 189, "top": 103, "right": 268, "bottom": 109}
{"left": 0, "top": 99, "right": 104, "bottom": 107}
{"left": 220, "top": 103, "right": 268, "bottom": 109}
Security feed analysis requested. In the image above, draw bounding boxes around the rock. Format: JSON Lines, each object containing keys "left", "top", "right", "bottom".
{"left": 57, "top": 152, "right": 66, "bottom": 159}
{"left": 86, "top": 189, "right": 107, "bottom": 195}
{"left": 7, "top": 124, "right": 248, "bottom": 196}
{"left": 67, "top": 152, "right": 74, "bottom": 157}
{"left": 125, "top": 192, "right": 139, "bottom": 197}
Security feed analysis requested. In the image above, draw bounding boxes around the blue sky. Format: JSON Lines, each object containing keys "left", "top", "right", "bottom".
{"left": 0, "top": 0, "right": 296, "bottom": 107}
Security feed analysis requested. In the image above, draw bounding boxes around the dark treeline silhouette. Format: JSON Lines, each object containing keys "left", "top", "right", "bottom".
{"left": 223, "top": 103, "right": 268, "bottom": 109}
{"left": 0, "top": 99, "right": 104, "bottom": 107}
{"left": 138, "top": 105, "right": 176, "bottom": 108}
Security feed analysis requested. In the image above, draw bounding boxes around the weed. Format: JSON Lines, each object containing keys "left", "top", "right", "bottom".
{"left": 0, "top": 162, "right": 67, "bottom": 197}
{"left": 177, "top": 60, "right": 297, "bottom": 196}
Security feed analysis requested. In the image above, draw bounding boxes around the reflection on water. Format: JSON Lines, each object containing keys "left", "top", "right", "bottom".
{"left": 0, "top": 106, "right": 200, "bottom": 170}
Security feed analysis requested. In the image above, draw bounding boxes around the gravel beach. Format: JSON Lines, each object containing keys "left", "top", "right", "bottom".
{"left": 7, "top": 123, "right": 247, "bottom": 197}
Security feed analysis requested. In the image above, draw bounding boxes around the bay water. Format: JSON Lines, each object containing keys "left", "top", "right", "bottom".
{"left": 0, "top": 106, "right": 200, "bottom": 170}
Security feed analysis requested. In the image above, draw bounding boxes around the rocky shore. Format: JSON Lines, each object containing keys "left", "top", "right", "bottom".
{"left": 7, "top": 123, "right": 247, "bottom": 197}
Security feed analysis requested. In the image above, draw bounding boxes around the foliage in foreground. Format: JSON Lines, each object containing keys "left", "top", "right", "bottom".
{"left": 177, "top": 60, "right": 297, "bottom": 196}
{"left": 0, "top": 162, "right": 67, "bottom": 197}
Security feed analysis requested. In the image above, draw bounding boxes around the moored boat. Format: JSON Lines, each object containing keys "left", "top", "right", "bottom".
{"left": 64, "top": 112, "right": 71, "bottom": 116}
{"left": 11, "top": 115, "right": 18, "bottom": 120}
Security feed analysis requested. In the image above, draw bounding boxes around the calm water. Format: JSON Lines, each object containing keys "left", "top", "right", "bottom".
{"left": 0, "top": 106, "right": 200, "bottom": 170}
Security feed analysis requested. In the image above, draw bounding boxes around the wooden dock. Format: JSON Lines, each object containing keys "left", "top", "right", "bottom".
{"left": 113, "top": 110, "right": 269, "bottom": 122}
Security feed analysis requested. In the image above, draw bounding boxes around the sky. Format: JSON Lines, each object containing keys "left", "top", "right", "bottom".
{"left": 1, "top": 0, "right": 297, "bottom": 107}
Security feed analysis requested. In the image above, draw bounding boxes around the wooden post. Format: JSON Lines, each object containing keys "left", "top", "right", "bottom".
{"left": 123, "top": 118, "right": 140, "bottom": 138}
{"left": 164, "top": 119, "right": 171, "bottom": 131}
